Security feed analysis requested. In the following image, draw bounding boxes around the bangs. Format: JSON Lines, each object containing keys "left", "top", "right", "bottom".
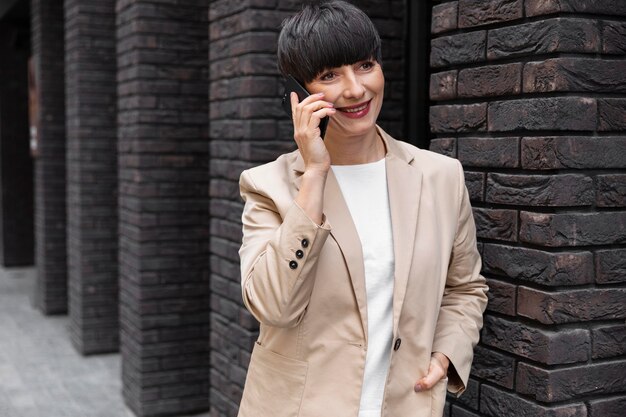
{"left": 278, "top": 1, "right": 382, "bottom": 84}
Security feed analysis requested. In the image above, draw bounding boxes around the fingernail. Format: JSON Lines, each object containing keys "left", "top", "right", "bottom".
{"left": 414, "top": 384, "right": 422, "bottom": 392}
{"left": 317, "top": 93, "right": 325, "bottom": 96}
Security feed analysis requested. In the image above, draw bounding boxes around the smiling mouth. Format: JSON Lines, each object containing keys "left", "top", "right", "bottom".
{"left": 337, "top": 100, "right": 371, "bottom": 113}
{"left": 336, "top": 99, "right": 372, "bottom": 116}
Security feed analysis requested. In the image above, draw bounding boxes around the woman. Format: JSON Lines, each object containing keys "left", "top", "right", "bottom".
{"left": 237, "top": 2, "right": 488, "bottom": 416}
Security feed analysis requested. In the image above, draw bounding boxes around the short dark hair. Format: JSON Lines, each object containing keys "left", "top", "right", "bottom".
{"left": 277, "top": 0, "right": 382, "bottom": 84}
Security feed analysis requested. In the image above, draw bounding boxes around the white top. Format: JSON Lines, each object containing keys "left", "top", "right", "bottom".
{"left": 332, "top": 159, "right": 395, "bottom": 417}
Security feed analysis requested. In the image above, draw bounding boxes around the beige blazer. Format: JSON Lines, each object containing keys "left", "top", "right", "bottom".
{"left": 237, "top": 127, "right": 488, "bottom": 417}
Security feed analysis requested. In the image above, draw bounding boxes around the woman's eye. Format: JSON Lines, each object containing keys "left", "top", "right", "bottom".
{"left": 360, "top": 61, "right": 374, "bottom": 70}
{"left": 320, "top": 72, "right": 336, "bottom": 81}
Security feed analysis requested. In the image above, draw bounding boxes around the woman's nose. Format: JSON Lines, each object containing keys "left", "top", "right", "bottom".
{"left": 342, "top": 71, "right": 366, "bottom": 99}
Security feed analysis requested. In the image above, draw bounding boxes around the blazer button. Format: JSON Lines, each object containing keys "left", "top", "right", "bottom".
{"left": 289, "top": 260, "right": 298, "bottom": 269}
{"left": 301, "top": 238, "right": 309, "bottom": 248}
{"left": 296, "top": 249, "right": 304, "bottom": 259}
{"left": 393, "top": 338, "right": 401, "bottom": 351}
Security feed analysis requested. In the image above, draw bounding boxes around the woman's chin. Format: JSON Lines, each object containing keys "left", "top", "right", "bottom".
{"left": 328, "top": 117, "right": 377, "bottom": 139}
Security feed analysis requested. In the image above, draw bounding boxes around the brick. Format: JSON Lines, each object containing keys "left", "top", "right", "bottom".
{"left": 520, "top": 211, "right": 626, "bottom": 246}
{"left": 483, "top": 244, "right": 593, "bottom": 286}
{"left": 482, "top": 315, "right": 590, "bottom": 365}
{"left": 458, "top": 0, "right": 522, "bottom": 28}
{"left": 458, "top": 137, "right": 519, "bottom": 168}
{"left": 486, "top": 174, "right": 594, "bottom": 206}
{"left": 464, "top": 172, "right": 485, "bottom": 202}
{"left": 209, "top": 8, "right": 289, "bottom": 41}
{"left": 596, "top": 175, "right": 626, "bottom": 207}
{"left": 603, "top": 21, "right": 626, "bottom": 54}
{"left": 473, "top": 208, "right": 518, "bottom": 242}
{"left": 592, "top": 325, "right": 626, "bottom": 359}
{"left": 480, "top": 385, "right": 587, "bottom": 417}
{"left": 32, "top": 0, "right": 68, "bottom": 315}
{"left": 471, "top": 345, "right": 515, "bottom": 388}
{"left": 517, "top": 286, "right": 626, "bottom": 324}
{"left": 517, "top": 360, "right": 626, "bottom": 402}
{"left": 524, "top": 58, "right": 626, "bottom": 94}
{"left": 65, "top": 0, "right": 119, "bottom": 355}
{"left": 588, "top": 395, "right": 626, "bottom": 417}
{"left": 488, "top": 97, "right": 596, "bottom": 132}
{"left": 596, "top": 249, "right": 626, "bottom": 284}
{"left": 487, "top": 18, "right": 600, "bottom": 60}
{"left": 598, "top": 99, "right": 626, "bottom": 131}
{"left": 451, "top": 405, "right": 481, "bottom": 417}
{"left": 521, "top": 137, "right": 626, "bottom": 170}
{"left": 485, "top": 278, "right": 515, "bottom": 316}
{"left": 209, "top": 0, "right": 248, "bottom": 22}
{"left": 431, "top": 31, "right": 487, "bottom": 68}
{"left": 431, "top": 2, "right": 458, "bottom": 34}
{"left": 209, "top": 32, "right": 277, "bottom": 60}
{"left": 118, "top": 0, "right": 210, "bottom": 413}
{"left": 430, "top": 70, "right": 457, "bottom": 101}
{"left": 458, "top": 63, "right": 521, "bottom": 98}
{"left": 429, "top": 138, "right": 457, "bottom": 158}
{"left": 525, "top": 0, "right": 626, "bottom": 17}
{"left": 430, "top": 104, "right": 487, "bottom": 133}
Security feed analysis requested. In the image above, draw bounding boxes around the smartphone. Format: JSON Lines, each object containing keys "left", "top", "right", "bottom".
{"left": 281, "top": 75, "right": 329, "bottom": 139}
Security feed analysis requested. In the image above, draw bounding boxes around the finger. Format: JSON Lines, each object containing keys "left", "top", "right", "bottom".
{"left": 296, "top": 99, "right": 332, "bottom": 125}
{"left": 298, "top": 92, "right": 325, "bottom": 106}
{"left": 414, "top": 364, "right": 445, "bottom": 392}
{"left": 307, "top": 108, "right": 336, "bottom": 130}
{"left": 290, "top": 92, "right": 299, "bottom": 121}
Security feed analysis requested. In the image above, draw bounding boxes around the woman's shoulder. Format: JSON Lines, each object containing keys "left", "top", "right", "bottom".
{"left": 392, "top": 138, "right": 461, "bottom": 174}
{"left": 239, "top": 149, "right": 300, "bottom": 193}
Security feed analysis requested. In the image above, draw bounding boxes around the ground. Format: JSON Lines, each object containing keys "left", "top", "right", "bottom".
{"left": 0, "top": 267, "right": 210, "bottom": 417}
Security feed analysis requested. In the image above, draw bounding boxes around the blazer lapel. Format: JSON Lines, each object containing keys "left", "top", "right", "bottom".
{"left": 291, "top": 153, "right": 368, "bottom": 342}
{"left": 381, "top": 130, "right": 422, "bottom": 337}
{"left": 324, "top": 171, "right": 369, "bottom": 343}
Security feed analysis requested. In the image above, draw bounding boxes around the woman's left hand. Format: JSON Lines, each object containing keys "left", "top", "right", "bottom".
{"left": 414, "top": 352, "right": 449, "bottom": 392}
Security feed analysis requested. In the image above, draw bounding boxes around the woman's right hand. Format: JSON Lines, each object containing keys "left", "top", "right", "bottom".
{"left": 290, "top": 92, "right": 336, "bottom": 175}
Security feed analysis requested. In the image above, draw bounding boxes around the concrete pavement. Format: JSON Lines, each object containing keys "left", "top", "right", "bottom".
{"left": 0, "top": 267, "right": 211, "bottom": 417}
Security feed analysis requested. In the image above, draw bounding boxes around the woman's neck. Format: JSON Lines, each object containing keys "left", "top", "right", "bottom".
{"left": 324, "top": 127, "right": 386, "bottom": 165}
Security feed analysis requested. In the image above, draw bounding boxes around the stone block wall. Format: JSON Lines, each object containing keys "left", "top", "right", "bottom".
{"left": 207, "top": 0, "right": 407, "bottom": 415}
{"left": 116, "top": 0, "right": 210, "bottom": 415}
{"left": 0, "top": 21, "right": 34, "bottom": 267}
{"left": 65, "top": 0, "right": 119, "bottom": 355}
{"left": 31, "top": 0, "right": 68, "bottom": 314}
{"left": 429, "top": 1, "right": 626, "bottom": 416}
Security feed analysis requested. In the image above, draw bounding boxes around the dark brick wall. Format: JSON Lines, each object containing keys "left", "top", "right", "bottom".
{"left": 116, "top": 0, "right": 210, "bottom": 415}
{"left": 31, "top": 0, "right": 68, "bottom": 314}
{"left": 65, "top": 0, "right": 118, "bottom": 355}
{"left": 208, "top": 1, "right": 407, "bottom": 416}
{"left": 0, "top": 21, "right": 34, "bottom": 267}
{"left": 429, "top": 1, "right": 626, "bottom": 416}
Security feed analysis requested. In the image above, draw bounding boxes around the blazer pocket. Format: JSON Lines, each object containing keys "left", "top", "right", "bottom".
{"left": 430, "top": 377, "right": 448, "bottom": 417}
{"left": 238, "top": 342, "right": 308, "bottom": 417}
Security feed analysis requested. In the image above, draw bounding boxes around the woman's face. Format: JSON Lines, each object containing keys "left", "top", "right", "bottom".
{"left": 305, "top": 60, "right": 385, "bottom": 139}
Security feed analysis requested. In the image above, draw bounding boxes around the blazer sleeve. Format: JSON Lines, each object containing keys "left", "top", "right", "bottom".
{"left": 432, "top": 160, "right": 489, "bottom": 396}
{"left": 238, "top": 169, "right": 331, "bottom": 328}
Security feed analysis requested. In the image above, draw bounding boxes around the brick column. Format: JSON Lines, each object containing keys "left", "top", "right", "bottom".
{"left": 31, "top": 0, "right": 67, "bottom": 314}
{"left": 64, "top": 0, "right": 118, "bottom": 355}
{"left": 429, "top": 1, "right": 626, "bottom": 416}
{"left": 116, "top": 0, "right": 210, "bottom": 415}
{"left": 0, "top": 22, "right": 34, "bottom": 267}
{"left": 207, "top": 1, "right": 407, "bottom": 415}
